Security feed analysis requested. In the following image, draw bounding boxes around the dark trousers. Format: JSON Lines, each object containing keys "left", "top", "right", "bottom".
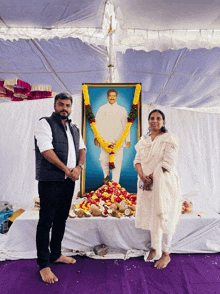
{"left": 36, "top": 178, "right": 75, "bottom": 270}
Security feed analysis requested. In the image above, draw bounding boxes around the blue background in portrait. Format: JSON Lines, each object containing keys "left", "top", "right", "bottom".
{"left": 85, "top": 86, "right": 138, "bottom": 193}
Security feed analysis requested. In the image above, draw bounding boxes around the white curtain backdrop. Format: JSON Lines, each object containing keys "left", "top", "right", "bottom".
{"left": 0, "top": 97, "right": 219, "bottom": 213}
{"left": 0, "top": 95, "right": 82, "bottom": 210}
{"left": 143, "top": 103, "right": 220, "bottom": 213}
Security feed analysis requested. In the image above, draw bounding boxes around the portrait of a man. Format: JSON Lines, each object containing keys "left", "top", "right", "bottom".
{"left": 94, "top": 89, "right": 130, "bottom": 184}
{"left": 82, "top": 84, "right": 141, "bottom": 194}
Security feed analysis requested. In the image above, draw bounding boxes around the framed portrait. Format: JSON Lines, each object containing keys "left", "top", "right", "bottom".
{"left": 81, "top": 83, "right": 142, "bottom": 195}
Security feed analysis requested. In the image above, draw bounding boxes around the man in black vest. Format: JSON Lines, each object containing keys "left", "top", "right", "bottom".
{"left": 35, "top": 93, "right": 86, "bottom": 283}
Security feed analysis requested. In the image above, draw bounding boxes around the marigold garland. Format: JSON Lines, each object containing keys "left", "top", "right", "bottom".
{"left": 82, "top": 84, "right": 141, "bottom": 169}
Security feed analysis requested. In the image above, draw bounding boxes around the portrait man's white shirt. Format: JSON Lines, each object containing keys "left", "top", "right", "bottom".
{"left": 96, "top": 102, "right": 130, "bottom": 146}
{"left": 95, "top": 100, "right": 130, "bottom": 183}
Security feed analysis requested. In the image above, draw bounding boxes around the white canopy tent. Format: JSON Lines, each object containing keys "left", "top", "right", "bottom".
{"left": 0, "top": 0, "right": 220, "bottom": 213}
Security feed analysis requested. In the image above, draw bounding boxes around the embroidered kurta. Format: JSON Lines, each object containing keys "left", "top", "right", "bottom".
{"left": 134, "top": 132, "right": 182, "bottom": 257}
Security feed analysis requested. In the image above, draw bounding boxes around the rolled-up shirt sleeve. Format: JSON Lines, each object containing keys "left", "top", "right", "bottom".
{"left": 162, "top": 143, "right": 178, "bottom": 172}
{"left": 79, "top": 128, "right": 86, "bottom": 150}
{"left": 34, "top": 119, "right": 53, "bottom": 153}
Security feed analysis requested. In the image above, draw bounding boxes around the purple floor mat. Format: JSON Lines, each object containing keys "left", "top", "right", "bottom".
{"left": 0, "top": 254, "right": 219, "bottom": 294}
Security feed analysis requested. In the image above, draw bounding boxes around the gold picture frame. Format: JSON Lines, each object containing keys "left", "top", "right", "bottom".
{"left": 81, "top": 83, "right": 142, "bottom": 196}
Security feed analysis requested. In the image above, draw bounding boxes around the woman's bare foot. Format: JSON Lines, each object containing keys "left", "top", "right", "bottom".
{"left": 40, "top": 267, "right": 58, "bottom": 284}
{"left": 154, "top": 252, "right": 171, "bottom": 269}
{"left": 147, "top": 249, "right": 156, "bottom": 260}
{"left": 54, "top": 255, "right": 76, "bottom": 264}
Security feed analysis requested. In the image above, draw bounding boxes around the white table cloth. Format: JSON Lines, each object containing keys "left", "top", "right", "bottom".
{"left": 0, "top": 209, "right": 219, "bottom": 261}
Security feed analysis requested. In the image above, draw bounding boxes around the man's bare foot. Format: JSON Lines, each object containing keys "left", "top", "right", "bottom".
{"left": 147, "top": 249, "right": 156, "bottom": 260}
{"left": 54, "top": 255, "right": 76, "bottom": 264}
{"left": 154, "top": 252, "right": 171, "bottom": 269}
{"left": 40, "top": 267, "right": 58, "bottom": 284}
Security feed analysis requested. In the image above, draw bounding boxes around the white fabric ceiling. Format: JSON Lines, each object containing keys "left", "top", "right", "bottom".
{"left": 0, "top": 0, "right": 106, "bottom": 29}
{"left": 1, "top": 0, "right": 220, "bottom": 108}
{"left": 1, "top": 0, "right": 220, "bottom": 30}
{"left": 0, "top": 38, "right": 108, "bottom": 95}
{"left": 115, "top": 0, "right": 220, "bottom": 30}
{"left": 116, "top": 48, "right": 220, "bottom": 108}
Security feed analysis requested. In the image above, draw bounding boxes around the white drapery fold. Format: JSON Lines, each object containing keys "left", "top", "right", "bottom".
{"left": 115, "top": 29, "right": 220, "bottom": 53}
{"left": 0, "top": 28, "right": 107, "bottom": 47}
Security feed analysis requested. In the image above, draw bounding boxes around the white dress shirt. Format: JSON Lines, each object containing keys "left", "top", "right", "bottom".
{"left": 95, "top": 102, "right": 130, "bottom": 146}
{"left": 35, "top": 118, "right": 86, "bottom": 169}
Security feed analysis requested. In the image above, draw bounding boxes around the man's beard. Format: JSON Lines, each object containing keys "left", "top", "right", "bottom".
{"left": 59, "top": 111, "right": 69, "bottom": 119}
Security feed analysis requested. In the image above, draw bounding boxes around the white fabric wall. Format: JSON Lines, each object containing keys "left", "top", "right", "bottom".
{"left": 143, "top": 103, "right": 220, "bottom": 213}
{"left": 0, "top": 98, "right": 219, "bottom": 213}
{"left": 0, "top": 95, "right": 82, "bottom": 210}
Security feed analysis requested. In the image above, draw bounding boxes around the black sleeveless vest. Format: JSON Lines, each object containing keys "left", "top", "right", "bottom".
{"left": 35, "top": 112, "right": 80, "bottom": 181}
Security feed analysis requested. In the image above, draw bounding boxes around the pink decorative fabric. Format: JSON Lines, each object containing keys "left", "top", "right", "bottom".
{"left": 0, "top": 78, "right": 53, "bottom": 101}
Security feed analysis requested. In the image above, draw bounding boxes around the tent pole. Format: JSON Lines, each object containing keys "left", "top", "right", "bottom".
{"left": 108, "top": 15, "right": 114, "bottom": 83}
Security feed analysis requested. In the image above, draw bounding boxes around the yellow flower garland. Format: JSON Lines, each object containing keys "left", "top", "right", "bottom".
{"left": 82, "top": 84, "right": 141, "bottom": 168}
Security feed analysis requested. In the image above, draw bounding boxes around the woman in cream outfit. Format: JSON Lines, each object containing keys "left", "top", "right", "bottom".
{"left": 134, "top": 109, "right": 182, "bottom": 269}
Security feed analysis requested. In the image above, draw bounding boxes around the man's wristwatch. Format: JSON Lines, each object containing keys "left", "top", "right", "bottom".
{"left": 78, "top": 164, "right": 84, "bottom": 170}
